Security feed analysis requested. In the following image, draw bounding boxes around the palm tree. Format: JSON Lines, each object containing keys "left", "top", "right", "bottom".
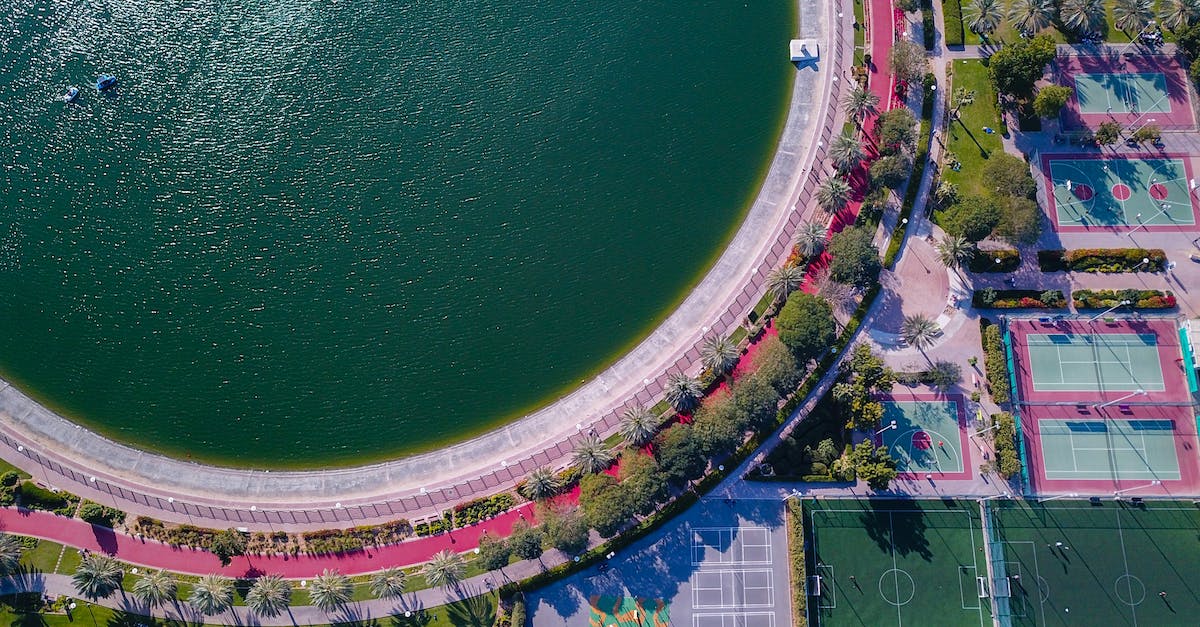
{"left": 1112, "top": 0, "right": 1155, "bottom": 32}
{"left": 0, "top": 534, "right": 23, "bottom": 574}
{"left": 308, "top": 569, "right": 352, "bottom": 612}
{"left": 900, "top": 314, "right": 942, "bottom": 351}
{"left": 423, "top": 550, "right": 467, "bottom": 588}
{"left": 841, "top": 83, "right": 880, "bottom": 132}
{"left": 1159, "top": 0, "right": 1200, "bottom": 30}
{"left": 936, "top": 235, "right": 976, "bottom": 270}
{"left": 188, "top": 574, "right": 234, "bottom": 616}
{"left": 965, "top": 0, "right": 1004, "bottom": 36}
{"left": 1060, "top": 0, "right": 1106, "bottom": 32}
{"left": 246, "top": 574, "right": 291, "bottom": 617}
{"left": 572, "top": 435, "right": 614, "bottom": 474}
{"left": 829, "top": 132, "right": 865, "bottom": 174}
{"left": 663, "top": 372, "right": 703, "bottom": 412}
{"left": 618, "top": 406, "right": 658, "bottom": 447}
{"left": 816, "top": 177, "right": 853, "bottom": 214}
{"left": 1008, "top": 0, "right": 1055, "bottom": 33}
{"left": 520, "top": 466, "right": 562, "bottom": 500}
{"left": 369, "top": 567, "right": 407, "bottom": 600}
{"left": 700, "top": 335, "right": 740, "bottom": 375}
{"left": 794, "top": 221, "right": 827, "bottom": 258}
{"left": 766, "top": 264, "right": 806, "bottom": 302}
{"left": 72, "top": 553, "right": 124, "bottom": 600}
{"left": 132, "top": 570, "right": 177, "bottom": 608}
{"left": 950, "top": 88, "right": 976, "bottom": 121}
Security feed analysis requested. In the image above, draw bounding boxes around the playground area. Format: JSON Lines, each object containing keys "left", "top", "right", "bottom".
{"left": 1056, "top": 53, "right": 1194, "bottom": 131}
{"left": 1003, "top": 316, "right": 1200, "bottom": 494}
{"left": 1041, "top": 154, "right": 1198, "bottom": 231}
{"left": 878, "top": 396, "right": 970, "bottom": 480}
{"left": 989, "top": 499, "right": 1200, "bottom": 626}
{"left": 806, "top": 498, "right": 991, "bottom": 627}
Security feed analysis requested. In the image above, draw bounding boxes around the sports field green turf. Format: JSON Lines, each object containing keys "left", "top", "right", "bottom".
{"left": 1047, "top": 157, "right": 1195, "bottom": 228}
{"left": 1037, "top": 418, "right": 1181, "bottom": 481}
{"left": 989, "top": 500, "right": 1200, "bottom": 626}
{"left": 881, "top": 401, "right": 964, "bottom": 475}
{"left": 1073, "top": 72, "right": 1170, "bottom": 114}
{"left": 1025, "top": 332, "right": 1165, "bottom": 392}
{"left": 807, "top": 499, "right": 991, "bottom": 626}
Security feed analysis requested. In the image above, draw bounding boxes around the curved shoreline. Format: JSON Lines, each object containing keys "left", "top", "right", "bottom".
{"left": 0, "top": 0, "right": 842, "bottom": 530}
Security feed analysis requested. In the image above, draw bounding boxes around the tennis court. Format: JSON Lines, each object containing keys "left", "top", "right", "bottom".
{"left": 989, "top": 500, "right": 1200, "bottom": 626}
{"left": 1043, "top": 155, "right": 1197, "bottom": 230}
{"left": 879, "top": 398, "right": 967, "bottom": 478}
{"left": 1035, "top": 418, "right": 1181, "bottom": 481}
{"left": 807, "top": 498, "right": 991, "bottom": 626}
{"left": 1023, "top": 332, "right": 1165, "bottom": 392}
{"left": 1073, "top": 72, "right": 1170, "bottom": 114}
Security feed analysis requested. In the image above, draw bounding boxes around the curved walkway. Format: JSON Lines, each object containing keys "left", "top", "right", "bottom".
{"left": 0, "top": 0, "right": 849, "bottom": 531}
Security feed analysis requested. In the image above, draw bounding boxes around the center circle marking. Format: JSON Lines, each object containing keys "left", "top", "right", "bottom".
{"left": 879, "top": 568, "right": 916, "bottom": 606}
{"left": 1112, "top": 183, "right": 1132, "bottom": 201}
{"left": 1114, "top": 574, "right": 1146, "bottom": 606}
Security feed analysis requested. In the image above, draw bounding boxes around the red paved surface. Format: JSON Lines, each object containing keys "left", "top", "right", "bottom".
{"left": 875, "top": 392, "right": 973, "bottom": 481}
{"left": 1056, "top": 54, "right": 1195, "bottom": 131}
{"left": 2, "top": 502, "right": 536, "bottom": 578}
{"left": 1006, "top": 317, "right": 1200, "bottom": 495}
{"left": 1039, "top": 152, "right": 1200, "bottom": 233}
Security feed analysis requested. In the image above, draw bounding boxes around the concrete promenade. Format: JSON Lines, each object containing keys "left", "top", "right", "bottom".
{"left": 0, "top": 0, "right": 850, "bottom": 531}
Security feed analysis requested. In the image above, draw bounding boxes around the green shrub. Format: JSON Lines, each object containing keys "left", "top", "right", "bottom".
{"left": 15, "top": 482, "right": 78, "bottom": 516}
{"left": 1072, "top": 289, "right": 1177, "bottom": 310}
{"left": 970, "top": 289, "right": 1065, "bottom": 309}
{"left": 0, "top": 472, "right": 19, "bottom": 488}
{"left": 943, "top": 0, "right": 965, "bottom": 46}
{"left": 992, "top": 412, "right": 1021, "bottom": 479}
{"left": 1038, "top": 248, "right": 1167, "bottom": 273}
{"left": 922, "top": 11, "right": 935, "bottom": 50}
{"left": 453, "top": 494, "right": 517, "bottom": 527}
{"left": 968, "top": 248, "right": 1020, "bottom": 273}
{"left": 981, "top": 320, "right": 1011, "bottom": 404}
{"left": 786, "top": 498, "right": 808, "bottom": 627}
{"left": 78, "top": 502, "right": 125, "bottom": 527}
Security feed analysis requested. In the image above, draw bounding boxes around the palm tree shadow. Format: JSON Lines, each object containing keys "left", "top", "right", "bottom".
{"left": 443, "top": 593, "right": 494, "bottom": 627}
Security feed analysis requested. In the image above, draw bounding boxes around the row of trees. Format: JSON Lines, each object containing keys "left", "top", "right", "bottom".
{"left": 59, "top": 546, "right": 466, "bottom": 616}
{"left": 966, "top": 0, "right": 1199, "bottom": 37}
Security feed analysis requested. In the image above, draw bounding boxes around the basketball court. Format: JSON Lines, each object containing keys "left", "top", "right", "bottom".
{"left": 878, "top": 395, "right": 970, "bottom": 479}
{"left": 1042, "top": 154, "right": 1198, "bottom": 231}
{"left": 807, "top": 498, "right": 991, "bottom": 627}
{"left": 988, "top": 500, "right": 1200, "bottom": 626}
{"left": 1056, "top": 53, "right": 1194, "bottom": 131}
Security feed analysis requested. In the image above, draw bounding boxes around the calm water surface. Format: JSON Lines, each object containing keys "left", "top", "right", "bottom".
{"left": 0, "top": 0, "right": 794, "bottom": 467}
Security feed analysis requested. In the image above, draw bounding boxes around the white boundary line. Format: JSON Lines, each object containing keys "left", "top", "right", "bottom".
{"left": 692, "top": 611, "right": 776, "bottom": 627}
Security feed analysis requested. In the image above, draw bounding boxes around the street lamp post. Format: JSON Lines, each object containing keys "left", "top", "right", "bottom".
{"left": 875, "top": 420, "right": 898, "bottom": 436}
{"left": 1093, "top": 388, "right": 1146, "bottom": 410}
{"left": 1037, "top": 492, "right": 1079, "bottom": 503}
{"left": 1114, "top": 480, "right": 1161, "bottom": 499}
{"left": 1088, "top": 299, "right": 1131, "bottom": 322}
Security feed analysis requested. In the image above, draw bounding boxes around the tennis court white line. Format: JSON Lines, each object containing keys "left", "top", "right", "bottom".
{"left": 692, "top": 612, "right": 776, "bottom": 627}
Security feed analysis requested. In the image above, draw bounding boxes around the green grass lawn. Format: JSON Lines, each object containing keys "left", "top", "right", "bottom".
{"left": 943, "top": 59, "right": 1004, "bottom": 199}
{"left": 960, "top": 0, "right": 1169, "bottom": 45}
{"left": 0, "top": 459, "right": 31, "bottom": 480}
{"left": 20, "top": 539, "right": 65, "bottom": 574}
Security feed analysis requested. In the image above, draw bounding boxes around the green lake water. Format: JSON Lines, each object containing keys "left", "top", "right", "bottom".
{"left": 0, "top": 0, "right": 794, "bottom": 467}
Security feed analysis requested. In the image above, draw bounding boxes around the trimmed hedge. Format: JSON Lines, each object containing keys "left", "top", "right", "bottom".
{"left": 1073, "top": 289, "right": 1177, "bottom": 310}
{"left": 78, "top": 501, "right": 126, "bottom": 527}
{"left": 16, "top": 481, "right": 78, "bottom": 516}
{"left": 786, "top": 498, "right": 808, "bottom": 627}
{"left": 980, "top": 319, "right": 1011, "bottom": 404}
{"left": 972, "top": 288, "right": 1066, "bottom": 309}
{"left": 922, "top": 10, "right": 935, "bottom": 50}
{"left": 454, "top": 493, "right": 517, "bottom": 527}
{"left": 1038, "top": 248, "right": 1167, "bottom": 273}
{"left": 968, "top": 248, "right": 1020, "bottom": 273}
{"left": 943, "top": 0, "right": 965, "bottom": 46}
{"left": 992, "top": 412, "right": 1021, "bottom": 479}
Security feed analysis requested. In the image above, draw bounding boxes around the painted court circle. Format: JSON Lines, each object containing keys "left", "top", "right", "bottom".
{"left": 879, "top": 568, "right": 916, "bottom": 606}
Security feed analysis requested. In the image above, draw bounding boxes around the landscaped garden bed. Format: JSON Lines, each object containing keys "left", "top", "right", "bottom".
{"left": 1037, "top": 248, "right": 1167, "bottom": 273}
{"left": 1072, "top": 289, "right": 1177, "bottom": 310}
{"left": 980, "top": 318, "right": 1010, "bottom": 404}
{"left": 968, "top": 248, "right": 1020, "bottom": 272}
{"left": 972, "top": 288, "right": 1065, "bottom": 309}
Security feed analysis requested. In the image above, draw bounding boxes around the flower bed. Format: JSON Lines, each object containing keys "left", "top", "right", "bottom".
{"left": 1072, "top": 289, "right": 1177, "bottom": 310}
{"left": 1038, "top": 248, "right": 1166, "bottom": 273}
{"left": 967, "top": 248, "right": 1019, "bottom": 273}
{"left": 972, "top": 288, "right": 1065, "bottom": 309}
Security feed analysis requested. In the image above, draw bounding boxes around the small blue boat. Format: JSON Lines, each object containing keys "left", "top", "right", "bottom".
{"left": 95, "top": 75, "right": 117, "bottom": 91}
{"left": 63, "top": 87, "right": 80, "bottom": 103}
